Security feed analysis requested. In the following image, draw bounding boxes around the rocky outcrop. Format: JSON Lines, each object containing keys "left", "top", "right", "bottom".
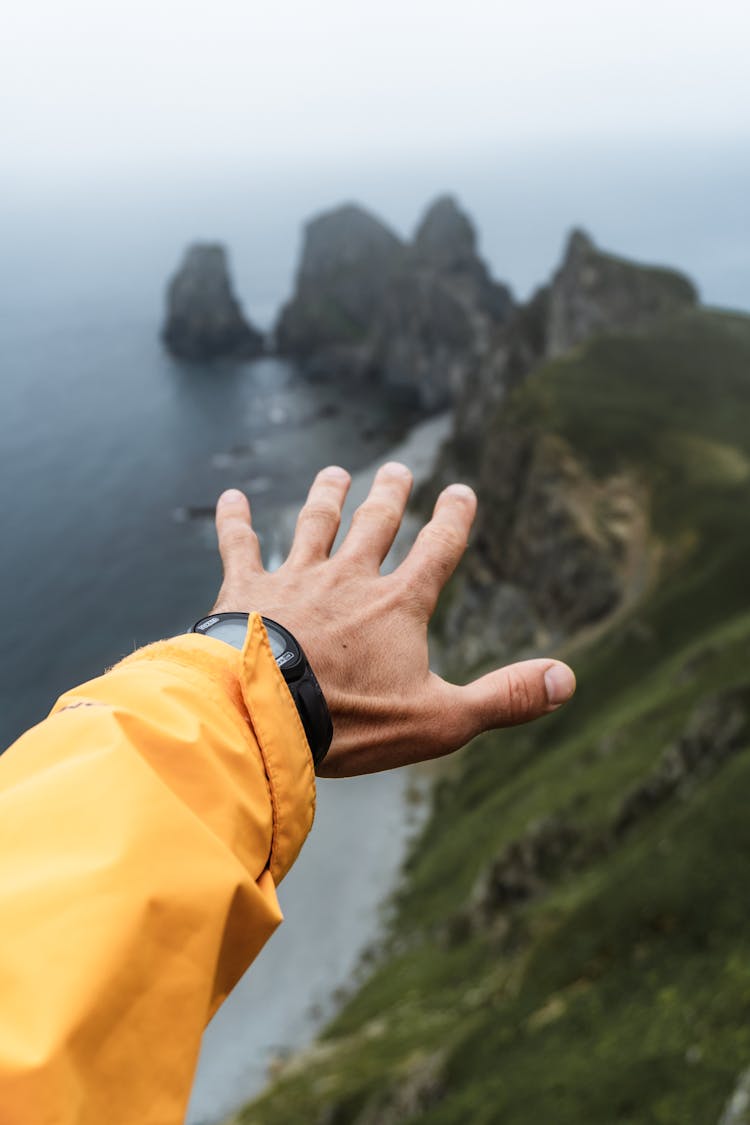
{"left": 547, "top": 228, "right": 698, "bottom": 356}
{"left": 426, "top": 231, "right": 698, "bottom": 670}
{"left": 370, "top": 196, "right": 513, "bottom": 410}
{"left": 437, "top": 433, "right": 649, "bottom": 674}
{"left": 475, "top": 433, "right": 646, "bottom": 631}
{"left": 162, "top": 244, "right": 263, "bottom": 361}
{"left": 275, "top": 195, "right": 513, "bottom": 409}
{"left": 442, "top": 687, "right": 750, "bottom": 953}
{"left": 413, "top": 195, "right": 512, "bottom": 324}
{"left": 472, "top": 817, "right": 581, "bottom": 921}
{"left": 446, "top": 231, "right": 697, "bottom": 469}
{"left": 614, "top": 688, "right": 750, "bottom": 837}
{"left": 275, "top": 203, "right": 407, "bottom": 376}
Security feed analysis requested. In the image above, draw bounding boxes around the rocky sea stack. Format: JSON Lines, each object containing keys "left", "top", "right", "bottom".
{"left": 275, "top": 195, "right": 514, "bottom": 410}
{"left": 275, "top": 203, "right": 407, "bottom": 376}
{"left": 162, "top": 243, "right": 263, "bottom": 361}
{"left": 371, "top": 195, "right": 513, "bottom": 409}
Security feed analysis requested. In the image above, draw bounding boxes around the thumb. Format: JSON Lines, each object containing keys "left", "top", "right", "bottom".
{"left": 446, "top": 659, "right": 576, "bottom": 744}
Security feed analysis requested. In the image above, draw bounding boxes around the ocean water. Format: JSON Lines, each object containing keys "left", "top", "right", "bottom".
{"left": 0, "top": 310, "right": 406, "bottom": 748}
{"left": 0, "top": 278, "right": 423, "bottom": 1125}
{"left": 1, "top": 141, "right": 748, "bottom": 1122}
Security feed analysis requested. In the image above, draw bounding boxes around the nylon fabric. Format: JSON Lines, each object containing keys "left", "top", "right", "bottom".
{"left": 0, "top": 614, "right": 315, "bottom": 1124}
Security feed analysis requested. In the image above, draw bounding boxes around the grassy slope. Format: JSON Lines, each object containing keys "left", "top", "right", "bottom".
{"left": 234, "top": 309, "right": 750, "bottom": 1124}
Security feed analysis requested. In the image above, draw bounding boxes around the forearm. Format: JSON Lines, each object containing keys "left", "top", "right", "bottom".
{"left": 0, "top": 615, "right": 315, "bottom": 1125}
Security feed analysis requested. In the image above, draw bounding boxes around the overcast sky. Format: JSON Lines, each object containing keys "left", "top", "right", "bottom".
{"left": 3, "top": 0, "right": 750, "bottom": 186}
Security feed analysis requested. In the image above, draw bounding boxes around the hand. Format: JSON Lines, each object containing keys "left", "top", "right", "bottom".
{"left": 211, "top": 462, "right": 576, "bottom": 777}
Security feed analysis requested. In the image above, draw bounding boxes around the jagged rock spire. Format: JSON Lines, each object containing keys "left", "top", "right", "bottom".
{"left": 162, "top": 244, "right": 263, "bottom": 361}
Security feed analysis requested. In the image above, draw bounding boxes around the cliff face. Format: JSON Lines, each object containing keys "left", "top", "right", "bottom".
{"left": 275, "top": 195, "right": 513, "bottom": 409}
{"left": 275, "top": 203, "right": 407, "bottom": 374}
{"left": 413, "top": 195, "right": 512, "bottom": 324}
{"left": 427, "top": 232, "right": 698, "bottom": 668}
{"left": 162, "top": 244, "right": 263, "bottom": 361}
{"left": 547, "top": 228, "right": 699, "bottom": 357}
{"left": 371, "top": 196, "right": 513, "bottom": 410}
{"left": 242, "top": 302, "right": 750, "bottom": 1125}
{"left": 450, "top": 231, "right": 698, "bottom": 468}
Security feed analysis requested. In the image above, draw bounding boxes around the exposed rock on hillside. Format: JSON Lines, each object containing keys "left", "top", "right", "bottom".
{"left": 238, "top": 296, "right": 750, "bottom": 1124}
{"left": 449, "top": 232, "right": 697, "bottom": 469}
{"left": 275, "top": 203, "right": 407, "bottom": 376}
{"left": 614, "top": 688, "right": 750, "bottom": 837}
{"left": 547, "top": 228, "right": 699, "bottom": 356}
{"left": 162, "top": 244, "right": 263, "bottom": 361}
{"left": 428, "top": 232, "right": 696, "bottom": 669}
{"left": 441, "top": 434, "right": 650, "bottom": 671}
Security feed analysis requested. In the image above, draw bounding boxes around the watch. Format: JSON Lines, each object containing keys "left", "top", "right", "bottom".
{"left": 191, "top": 612, "right": 333, "bottom": 767}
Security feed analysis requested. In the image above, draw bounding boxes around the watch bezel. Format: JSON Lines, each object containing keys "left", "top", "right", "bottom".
{"left": 192, "top": 612, "right": 304, "bottom": 674}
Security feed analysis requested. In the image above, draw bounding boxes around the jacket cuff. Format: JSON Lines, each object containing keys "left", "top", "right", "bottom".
{"left": 239, "top": 614, "right": 317, "bottom": 883}
{"left": 114, "top": 614, "right": 316, "bottom": 883}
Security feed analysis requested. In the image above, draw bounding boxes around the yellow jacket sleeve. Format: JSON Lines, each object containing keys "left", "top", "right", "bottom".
{"left": 0, "top": 613, "right": 316, "bottom": 1125}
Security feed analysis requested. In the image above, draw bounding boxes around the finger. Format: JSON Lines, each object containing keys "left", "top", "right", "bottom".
{"left": 286, "top": 466, "right": 351, "bottom": 567}
{"left": 394, "top": 483, "right": 477, "bottom": 615}
{"left": 215, "top": 488, "right": 264, "bottom": 578}
{"left": 441, "top": 659, "right": 577, "bottom": 747}
{"left": 336, "top": 461, "right": 413, "bottom": 568}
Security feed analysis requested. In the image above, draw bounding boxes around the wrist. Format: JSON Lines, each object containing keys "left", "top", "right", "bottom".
{"left": 192, "top": 612, "right": 333, "bottom": 767}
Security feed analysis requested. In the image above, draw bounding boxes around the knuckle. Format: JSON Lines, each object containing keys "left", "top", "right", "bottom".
{"left": 353, "top": 499, "right": 401, "bottom": 529}
{"left": 425, "top": 522, "right": 464, "bottom": 555}
{"left": 299, "top": 501, "right": 341, "bottom": 526}
{"left": 500, "top": 668, "right": 534, "bottom": 725}
{"left": 388, "top": 571, "right": 425, "bottom": 614}
{"left": 221, "top": 524, "right": 255, "bottom": 552}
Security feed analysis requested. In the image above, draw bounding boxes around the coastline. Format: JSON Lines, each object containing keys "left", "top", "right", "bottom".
{"left": 187, "top": 411, "right": 452, "bottom": 1125}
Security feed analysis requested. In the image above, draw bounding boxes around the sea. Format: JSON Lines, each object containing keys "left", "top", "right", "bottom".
{"left": 1, "top": 139, "right": 748, "bottom": 1123}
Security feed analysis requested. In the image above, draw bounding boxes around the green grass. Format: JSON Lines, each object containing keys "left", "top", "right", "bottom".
{"left": 231, "top": 308, "right": 750, "bottom": 1124}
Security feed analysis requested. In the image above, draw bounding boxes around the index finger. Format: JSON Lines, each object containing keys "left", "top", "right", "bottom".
{"left": 393, "top": 483, "right": 477, "bottom": 616}
{"left": 215, "top": 488, "right": 264, "bottom": 578}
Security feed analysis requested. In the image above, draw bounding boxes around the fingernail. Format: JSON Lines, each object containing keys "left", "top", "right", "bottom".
{"left": 321, "top": 465, "right": 350, "bottom": 481}
{"left": 544, "top": 663, "right": 576, "bottom": 706}
{"left": 219, "top": 489, "right": 245, "bottom": 505}
{"left": 381, "top": 461, "right": 411, "bottom": 478}
{"left": 444, "top": 483, "right": 476, "bottom": 503}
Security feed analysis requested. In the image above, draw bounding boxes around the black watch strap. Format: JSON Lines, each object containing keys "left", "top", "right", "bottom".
{"left": 191, "top": 612, "right": 332, "bottom": 767}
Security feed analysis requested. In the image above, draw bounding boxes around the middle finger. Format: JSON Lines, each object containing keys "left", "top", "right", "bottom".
{"left": 286, "top": 466, "right": 351, "bottom": 567}
{"left": 336, "top": 461, "right": 413, "bottom": 569}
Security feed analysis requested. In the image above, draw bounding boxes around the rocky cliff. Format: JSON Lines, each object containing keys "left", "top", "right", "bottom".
{"left": 240, "top": 294, "right": 750, "bottom": 1125}
{"left": 547, "top": 229, "right": 699, "bottom": 357}
{"left": 275, "top": 203, "right": 407, "bottom": 376}
{"left": 426, "top": 232, "right": 698, "bottom": 669}
{"left": 162, "top": 244, "right": 263, "bottom": 361}
{"left": 370, "top": 196, "right": 513, "bottom": 410}
{"left": 275, "top": 195, "right": 513, "bottom": 409}
{"left": 449, "top": 230, "right": 698, "bottom": 472}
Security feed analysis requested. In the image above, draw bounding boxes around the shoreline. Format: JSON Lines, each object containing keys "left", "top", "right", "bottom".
{"left": 187, "top": 411, "right": 452, "bottom": 1125}
{"left": 271, "top": 409, "right": 452, "bottom": 566}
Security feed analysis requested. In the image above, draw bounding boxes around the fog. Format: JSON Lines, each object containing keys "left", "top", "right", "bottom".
{"left": 4, "top": 0, "right": 750, "bottom": 187}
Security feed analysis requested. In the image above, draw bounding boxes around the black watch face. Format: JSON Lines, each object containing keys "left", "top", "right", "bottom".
{"left": 262, "top": 620, "right": 301, "bottom": 671}
{"left": 197, "top": 616, "right": 249, "bottom": 649}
